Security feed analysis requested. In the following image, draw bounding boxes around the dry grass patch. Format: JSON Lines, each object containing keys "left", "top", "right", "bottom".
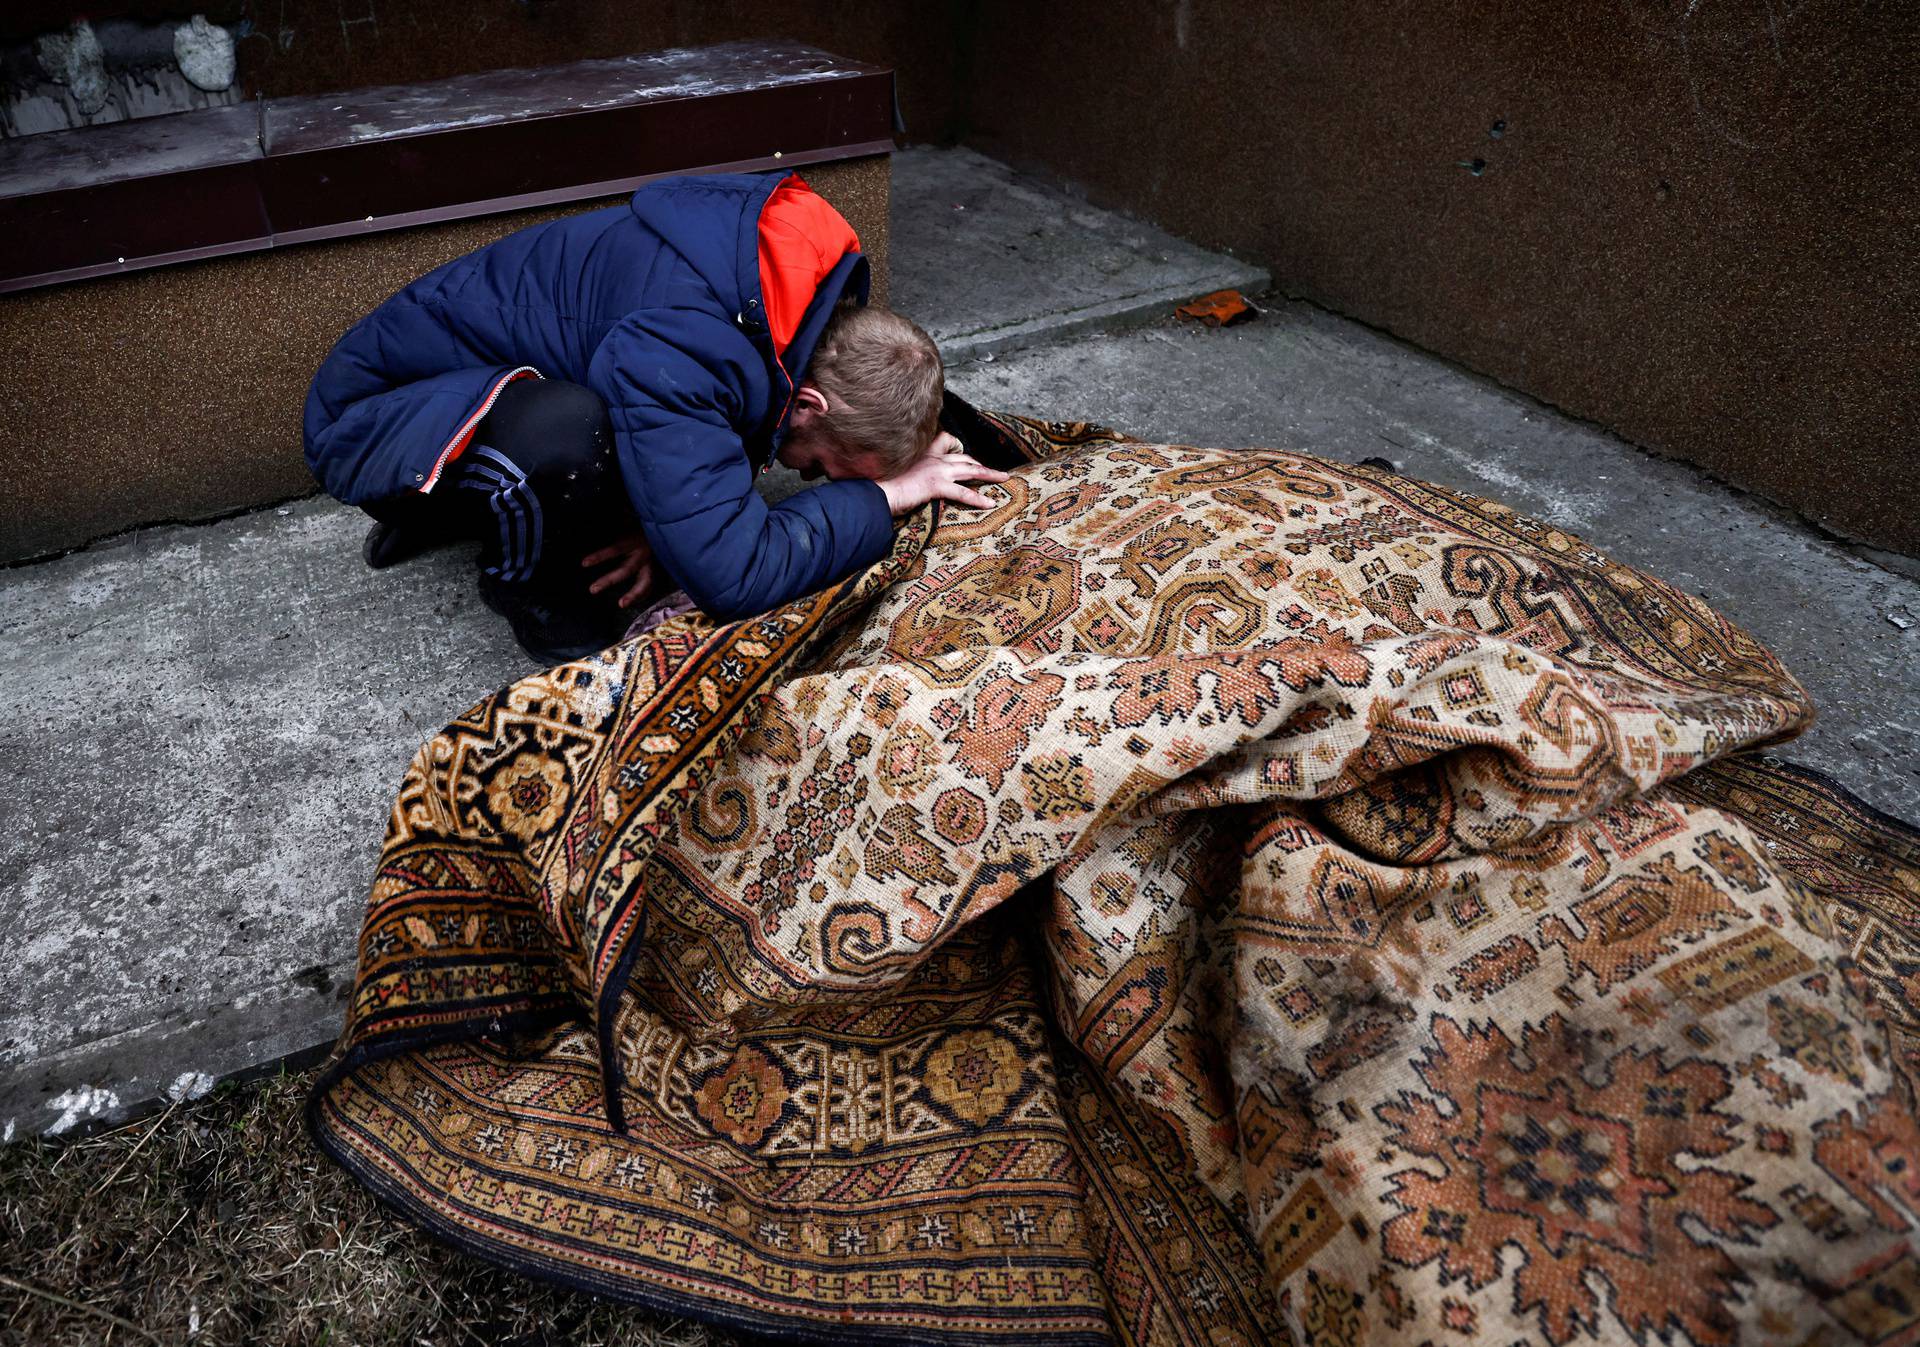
{"left": 0, "top": 1069, "right": 752, "bottom": 1347}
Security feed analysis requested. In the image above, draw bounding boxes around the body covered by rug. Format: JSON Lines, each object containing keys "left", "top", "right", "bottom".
{"left": 310, "top": 414, "right": 1920, "bottom": 1347}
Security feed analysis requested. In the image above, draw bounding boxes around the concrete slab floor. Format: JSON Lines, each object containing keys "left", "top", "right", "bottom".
{"left": 887, "top": 145, "right": 1268, "bottom": 360}
{"left": 0, "top": 512, "right": 534, "bottom": 1139}
{"left": 949, "top": 304, "right": 1920, "bottom": 826}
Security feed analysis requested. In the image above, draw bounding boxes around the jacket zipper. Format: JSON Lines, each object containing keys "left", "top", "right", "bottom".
{"left": 420, "top": 366, "right": 542, "bottom": 492}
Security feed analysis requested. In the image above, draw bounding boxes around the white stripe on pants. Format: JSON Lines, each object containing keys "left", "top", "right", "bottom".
{"left": 453, "top": 445, "right": 545, "bottom": 583}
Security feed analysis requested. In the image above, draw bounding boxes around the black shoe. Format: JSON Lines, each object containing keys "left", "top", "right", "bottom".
{"left": 939, "top": 389, "right": 1024, "bottom": 471}
{"left": 478, "top": 572, "right": 626, "bottom": 666}
{"left": 364, "top": 517, "right": 459, "bottom": 569}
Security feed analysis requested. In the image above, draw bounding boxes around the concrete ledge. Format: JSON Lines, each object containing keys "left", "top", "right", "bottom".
{"left": 1, "top": 43, "right": 895, "bottom": 293}
{"left": 8, "top": 982, "right": 341, "bottom": 1143}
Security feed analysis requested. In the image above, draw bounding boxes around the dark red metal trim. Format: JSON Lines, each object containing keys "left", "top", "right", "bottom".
{"left": 0, "top": 43, "right": 894, "bottom": 295}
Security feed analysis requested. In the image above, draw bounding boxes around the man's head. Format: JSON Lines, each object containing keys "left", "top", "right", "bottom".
{"left": 779, "top": 305, "right": 944, "bottom": 482}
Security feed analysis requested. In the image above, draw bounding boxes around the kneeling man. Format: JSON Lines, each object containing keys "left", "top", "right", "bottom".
{"left": 305, "top": 171, "right": 1006, "bottom": 662}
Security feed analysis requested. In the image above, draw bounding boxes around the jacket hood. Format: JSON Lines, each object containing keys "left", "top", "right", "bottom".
{"left": 628, "top": 171, "right": 869, "bottom": 449}
{"left": 628, "top": 172, "right": 778, "bottom": 319}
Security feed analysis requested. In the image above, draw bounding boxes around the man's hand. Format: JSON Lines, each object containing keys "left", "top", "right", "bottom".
{"left": 877, "top": 432, "right": 1011, "bottom": 516}
{"left": 582, "top": 532, "right": 658, "bottom": 609}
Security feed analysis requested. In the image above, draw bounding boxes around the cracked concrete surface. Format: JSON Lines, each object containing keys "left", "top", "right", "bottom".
{"left": 3, "top": 145, "right": 1914, "bottom": 1139}
{"left": 0, "top": 505, "right": 530, "bottom": 1136}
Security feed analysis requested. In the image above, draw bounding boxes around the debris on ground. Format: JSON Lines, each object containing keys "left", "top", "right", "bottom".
{"left": 1174, "top": 288, "right": 1257, "bottom": 326}
{"left": 0, "top": 1069, "right": 746, "bottom": 1347}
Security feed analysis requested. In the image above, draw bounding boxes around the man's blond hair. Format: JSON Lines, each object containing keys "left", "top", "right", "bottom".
{"left": 805, "top": 304, "right": 944, "bottom": 474}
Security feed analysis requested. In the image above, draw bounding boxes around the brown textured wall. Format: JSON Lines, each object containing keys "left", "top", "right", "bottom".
{"left": 960, "top": 1, "right": 1919, "bottom": 553}
{"left": 0, "top": 155, "right": 889, "bottom": 561}
{"left": 234, "top": 0, "right": 963, "bottom": 145}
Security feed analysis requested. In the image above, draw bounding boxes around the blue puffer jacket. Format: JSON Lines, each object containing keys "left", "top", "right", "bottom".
{"left": 302, "top": 172, "right": 892, "bottom": 621}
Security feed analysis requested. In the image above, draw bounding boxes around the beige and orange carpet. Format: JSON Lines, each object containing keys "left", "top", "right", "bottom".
{"left": 310, "top": 414, "right": 1920, "bottom": 1346}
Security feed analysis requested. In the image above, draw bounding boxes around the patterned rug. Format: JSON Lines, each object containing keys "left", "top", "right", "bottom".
{"left": 310, "top": 413, "right": 1920, "bottom": 1346}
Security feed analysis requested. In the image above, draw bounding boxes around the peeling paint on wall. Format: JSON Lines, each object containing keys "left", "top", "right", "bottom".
{"left": 174, "top": 15, "right": 237, "bottom": 92}
{"left": 4, "top": 15, "right": 242, "bottom": 137}
{"left": 34, "top": 22, "right": 108, "bottom": 114}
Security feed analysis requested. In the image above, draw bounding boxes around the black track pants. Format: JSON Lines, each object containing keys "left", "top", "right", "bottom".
{"left": 366, "top": 378, "right": 637, "bottom": 590}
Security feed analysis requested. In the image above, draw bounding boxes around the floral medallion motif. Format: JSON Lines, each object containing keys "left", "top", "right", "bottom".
{"left": 931, "top": 787, "right": 988, "bottom": 844}
{"left": 692, "top": 1044, "right": 789, "bottom": 1148}
{"left": 482, "top": 754, "right": 568, "bottom": 841}
{"left": 877, "top": 722, "right": 940, "bottom": 799}
{"left": 925, "top": 1030, "right": 1026, "bottom": 1125}
{"left": 1379, "top": 1014, "right": 1777, "bottom": 1345}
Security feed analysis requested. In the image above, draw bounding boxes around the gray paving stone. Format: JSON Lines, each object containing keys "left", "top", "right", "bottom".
{"left": 888, "top": 145, "right": 1268, "bottom": 360}
{"left": 0, "top": 505, "right": 533, "bottom": 1139}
